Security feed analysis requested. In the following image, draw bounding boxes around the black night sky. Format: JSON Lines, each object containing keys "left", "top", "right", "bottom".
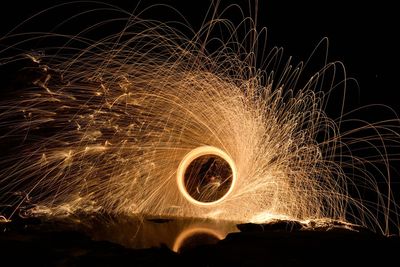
{"left": 1, "top": 0, "right": 398, "bottom": 115}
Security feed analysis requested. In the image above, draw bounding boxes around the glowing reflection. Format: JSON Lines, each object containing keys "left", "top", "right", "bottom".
{"left": 172, "top": 226, "right": 224, "bottom": 252}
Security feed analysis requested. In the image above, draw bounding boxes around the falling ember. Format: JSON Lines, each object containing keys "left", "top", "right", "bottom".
{"left": 177, "top": 146, "right": 237, "bottom": 205}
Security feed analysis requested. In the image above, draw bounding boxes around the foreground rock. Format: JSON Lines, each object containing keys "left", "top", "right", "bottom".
{"left": 1, "top": 217, "right": 399, "bottom": 266}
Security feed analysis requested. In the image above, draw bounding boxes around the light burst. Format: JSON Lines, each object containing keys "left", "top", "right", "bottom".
{"left": 0, "top": 2, "right": 399, "bottom": 236}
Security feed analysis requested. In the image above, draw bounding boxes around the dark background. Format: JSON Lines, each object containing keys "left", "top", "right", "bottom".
{"left": 0, "top": 0, "right": 398, "bottom": 116}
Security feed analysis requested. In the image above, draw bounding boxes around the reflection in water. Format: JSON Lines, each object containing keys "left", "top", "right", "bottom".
{"left": 60, "top": 215, "right": 238, "bottom": 252}
{"left": 173, "top": 226, "right": 224, "bottom": 252}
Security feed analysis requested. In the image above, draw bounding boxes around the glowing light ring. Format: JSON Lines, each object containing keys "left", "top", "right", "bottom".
{"left": 177, "top": 146, "right": 237, "bottom": 206}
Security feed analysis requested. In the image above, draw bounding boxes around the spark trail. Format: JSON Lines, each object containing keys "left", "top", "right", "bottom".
{"left": 0, "top": 2, "right": 399, "bottom": 235}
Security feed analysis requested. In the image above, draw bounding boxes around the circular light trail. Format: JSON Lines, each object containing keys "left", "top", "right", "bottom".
{"left": 177, "top": 146, "right": 237, "bottom": 206}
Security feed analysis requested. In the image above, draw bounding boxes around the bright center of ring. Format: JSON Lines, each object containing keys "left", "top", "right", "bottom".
{"left": 177, "top": 146, "right": 237, "bottom": 205}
